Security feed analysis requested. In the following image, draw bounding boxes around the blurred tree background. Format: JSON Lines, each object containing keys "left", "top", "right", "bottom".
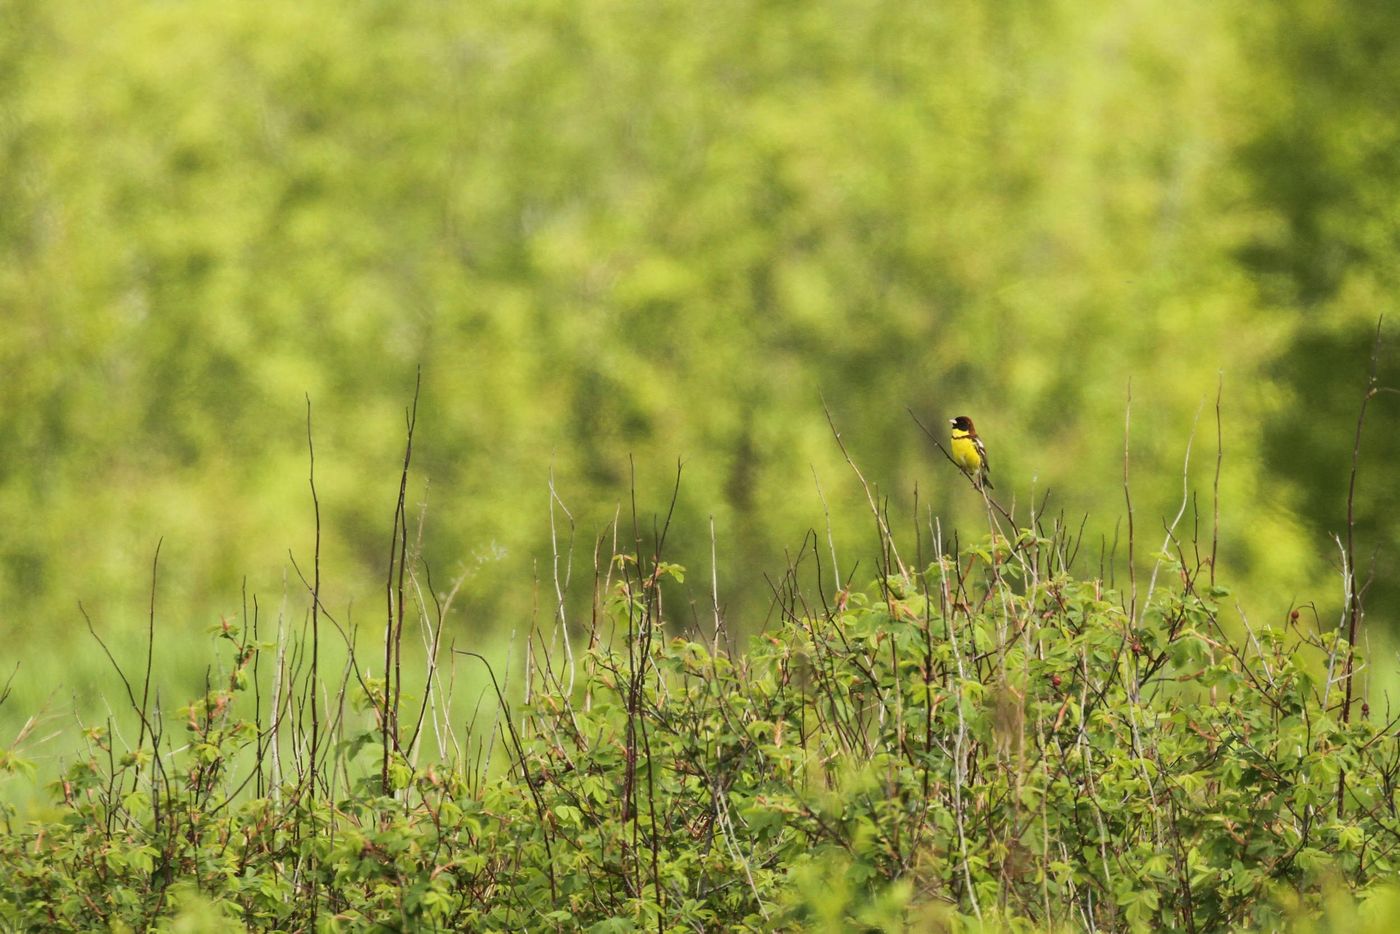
{"left": 1, "top": 0, "right": 1398, "bottom": 759}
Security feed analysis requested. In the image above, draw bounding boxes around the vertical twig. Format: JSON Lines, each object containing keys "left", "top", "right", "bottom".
{"left": 549, "top": 467, "right": 577, "bottom": 695}
{"left": 409, "top": 559, "right": 468, "bottom": 764}
{"left": 1123, "top": 380, "right": 1137, "bottom": 623}
{"left": 266, "top": 575, "right": 289, "bottom": 799}
{"left": 934, "top": 519, "right": 982, "bottom": 921}
{"left": 824, "top": 399, "right": 909, "bottom": 580}
{"left": 1211, "top": 373, "right": 1223, "bottom": 587}
{"left": 811, "top": 467, "right": 842, "bottom": 594}
{"left": 305, "top": 396, "right": 322, "bottom": 798}
{"left": 1142, "top": 399, "right": 1203, "bottom": 619}
{"left": 454, "top": 650, "right": 558, "bottom": 900}
{"left": 1338, "top": 316, "right": 1396, "bottom": 815}
{"left": 137, "top": 539, "right": 163, "bottom": 752}
{"left": 383, "top": 368, "right": 422, "bottom": 794}
{"left": 709, "top": 515, "right": 724, "bottom": 656}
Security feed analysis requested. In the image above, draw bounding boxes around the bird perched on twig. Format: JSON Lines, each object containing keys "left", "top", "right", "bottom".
{"left": 950, "top": 415, "right": 993, "bottom": 489}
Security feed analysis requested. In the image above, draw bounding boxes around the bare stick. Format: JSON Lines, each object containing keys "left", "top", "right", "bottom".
{"left": 454, "top": 650, "right": 559, "bottom": 900}
{"left": 269, "top": 573, "right": 289, "bottom": 798}
{"left": 823, "top": 399, "right": 908, "bottom": 579}
{"left": 1142, "top": 399, "right": 1204, "bottom": 619}
{"left": 1211, "top": 374, "right": 1223, "bottom": 586}
{"left": 306, "top": 396, "right": 322, "bottom": 798}
{"left": 1123, "top": 380, "right": 1137, "bottom": 623}
{"left": 80, "top": 603, "right": 151, "bottom": 739}
{"left": 137, "top": 539, "right": 163, "bottom": 752}
{"left": 1338, "top": 316, "right": 1397, "bottom": 815}
{"left": 549, "top": 467, "right": 577, "bottom": 694}
{"left": 933, "top": 519, "right": 982, "bottom": 922}
{"left": 709, "top": 515, "right": 724, "bottom": 656}
{"left": 811, "top": 467, "right": 842, "bottom": 594}
{"left": 409, "top": 556, "right": 469, "bottom": 763}
{"left": 383, "top": 368, "right": 421, "bottom": 794}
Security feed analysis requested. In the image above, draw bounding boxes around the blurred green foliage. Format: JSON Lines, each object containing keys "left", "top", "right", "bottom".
{"left": 1244, "top": 0, "right": 1400, "bottom": 633}
{"left": 0, "top": 0, "right": 1398, "bottom": 748}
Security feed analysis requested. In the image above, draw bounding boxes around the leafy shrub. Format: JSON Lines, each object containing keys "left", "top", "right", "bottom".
{"left": 2, "top": 502, "right": 1397, "bottom": 932}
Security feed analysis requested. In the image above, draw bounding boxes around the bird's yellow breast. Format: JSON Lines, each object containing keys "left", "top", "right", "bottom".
{"left": 950, "top": 433, "right": 982, "bottom": 471}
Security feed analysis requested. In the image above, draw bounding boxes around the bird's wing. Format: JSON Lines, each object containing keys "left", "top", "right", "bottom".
{"left": 974, "top": 436, "right": 990, "bottom": 477}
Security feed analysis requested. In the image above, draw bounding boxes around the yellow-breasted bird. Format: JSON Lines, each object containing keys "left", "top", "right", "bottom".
{"left": 949, "top": 415, "right": 993, "bottom": 489}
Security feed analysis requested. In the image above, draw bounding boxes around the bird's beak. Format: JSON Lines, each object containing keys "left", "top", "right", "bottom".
{"left": 948, "top": 419, "right": 956, "bottom": 427}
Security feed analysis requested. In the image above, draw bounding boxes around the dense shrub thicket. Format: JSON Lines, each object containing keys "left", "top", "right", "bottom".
{"left": 2, "top": 498, "right": 1398, "bottom": 932}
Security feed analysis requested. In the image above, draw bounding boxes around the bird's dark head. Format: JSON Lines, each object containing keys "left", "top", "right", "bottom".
{"left": 950, "top": 415, "right": 975, "bottom": 432}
